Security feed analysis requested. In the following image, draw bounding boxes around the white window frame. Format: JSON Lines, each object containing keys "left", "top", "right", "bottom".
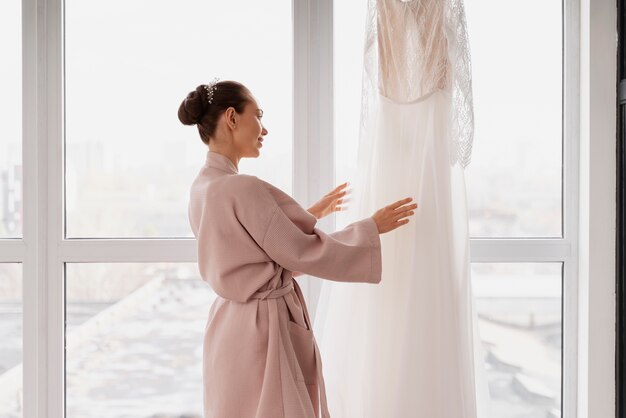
{"left": 0, "top": 0, "right": 615, "bottom": 417}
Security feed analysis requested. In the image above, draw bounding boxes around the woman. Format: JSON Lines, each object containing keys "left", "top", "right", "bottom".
{"left": 179, "top": 80, "right": 417, "bottom": 418}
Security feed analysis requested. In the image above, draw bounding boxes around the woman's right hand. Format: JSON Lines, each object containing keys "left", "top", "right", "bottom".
{"left": 371, "top": 197, "right": 418, "bottom": 234}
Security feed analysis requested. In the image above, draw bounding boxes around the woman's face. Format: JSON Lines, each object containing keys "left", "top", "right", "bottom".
{"left": 232, "top": 99, "right": 268, "bottom": 158}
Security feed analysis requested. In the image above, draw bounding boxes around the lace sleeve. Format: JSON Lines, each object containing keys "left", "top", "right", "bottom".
{"left": 445, "top": 0, "right": 475, "bottom": 168}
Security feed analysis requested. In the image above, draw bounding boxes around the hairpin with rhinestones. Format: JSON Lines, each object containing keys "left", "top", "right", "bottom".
{"left": 203, "top": 77, "right": 219, "bottom": 104}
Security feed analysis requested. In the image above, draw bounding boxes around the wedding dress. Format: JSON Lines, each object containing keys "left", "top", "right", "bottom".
{"left": 313, "top": 0, "right": 490, "bottom": 416}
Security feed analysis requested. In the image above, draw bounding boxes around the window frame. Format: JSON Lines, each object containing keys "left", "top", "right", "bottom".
{"left": 0, "top": 0, "right": 610, "bottom": 417}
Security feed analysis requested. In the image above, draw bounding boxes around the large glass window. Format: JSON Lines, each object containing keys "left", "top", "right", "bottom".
{"left": 65, "top": 0, "right": 293, "bottom": 238}
{"left": 464, "top": 0, "right": 563, "bottom": 238}
{"left": 0, "top": 1, "right": 22, "bottom": 239}
{"left": 65, "top": 263, "right": 212, "bottom": 418}
{"left": 62, "top": 2, "right": 294, "bottom": 415}
{"left": 10, "top": 0, "right": 579, "bottom": 416}
{"left": 472, "top": 263, "right": 562, "bottom": 417}
{"left": 0, "top": 264, "right": 23, "bottom": 418}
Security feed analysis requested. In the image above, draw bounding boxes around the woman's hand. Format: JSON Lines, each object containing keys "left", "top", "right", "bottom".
{"left": 307, "top": 182, "right": 350, "bottom": 220}
{"left": 371, "top": 197, "right": 418, "bottom": 234}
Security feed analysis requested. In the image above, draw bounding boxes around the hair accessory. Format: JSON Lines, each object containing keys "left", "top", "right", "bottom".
{"left": 204, "top": 77, "right": 219, "bottom": 104}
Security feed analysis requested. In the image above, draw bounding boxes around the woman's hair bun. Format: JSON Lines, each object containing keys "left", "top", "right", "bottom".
{"left": 178, "top": 80, "right": 252, "bottom": 145}
{"left": 178, "top": 87, "right": 208, "bottom": 126}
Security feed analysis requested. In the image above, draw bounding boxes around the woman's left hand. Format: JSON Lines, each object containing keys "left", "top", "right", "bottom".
{"left": 307, "top": 182, "right": 350, "bottom": 219}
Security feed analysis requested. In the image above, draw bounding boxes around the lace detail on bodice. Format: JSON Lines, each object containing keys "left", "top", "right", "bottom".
{"left": 377, "top": 0, "right": 449, "bottom": 102}
{"left": 362, "top": 0, "right": 475, "bottom": 169}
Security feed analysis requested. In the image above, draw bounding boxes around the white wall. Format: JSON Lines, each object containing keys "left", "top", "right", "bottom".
{"left": 578, "top": 0, "right": 617, "bottom": 417}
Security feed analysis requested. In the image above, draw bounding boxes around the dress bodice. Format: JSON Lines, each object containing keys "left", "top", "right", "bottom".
{"left": 376, "top": 0, "right": 450, "bottom": 103}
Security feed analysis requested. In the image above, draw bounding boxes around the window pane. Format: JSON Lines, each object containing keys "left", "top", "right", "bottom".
{"left": 333, "top": 0, "right": 367, "bottom": 230}
{"left": 333, "top": 0, "right": 563, "bottom": 238}
{"left": 65, "top": 263, "right": 214, "bottom": 417}
{"left": 472, "top": 263, "right": 562, "bottom": 417}
{"left": 464, "top": 0, "right": 563, "bottom": 238}
{"left": 65, "top": 0, "right": 293, "bottom": 238}
{"left": 0, "top": 1, "right": 22, "bottom": 239}
{"left": 0, "top": 264, "right": 22, "bottom": 418}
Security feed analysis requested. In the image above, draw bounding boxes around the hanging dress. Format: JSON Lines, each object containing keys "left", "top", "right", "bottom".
{"left": 313, "top": 0, "right": 491, "bottom": 416}
{"left": 188, "top": 150, "right": 382, "bottom": 418}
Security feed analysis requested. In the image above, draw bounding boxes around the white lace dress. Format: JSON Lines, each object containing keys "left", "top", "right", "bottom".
{"left": 313, "top": 0, "right": 491, "bottom": 416}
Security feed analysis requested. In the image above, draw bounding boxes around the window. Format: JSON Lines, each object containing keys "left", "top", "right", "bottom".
{"left": 62, "top": 0, "right": 293, "bottom": 415}
{"left": 0, "top": 0, "right": 22, "bottom": 239}
{"left": 6, "top": 0, "right": 584, "bottom": 417}
{"left": 0, "top": 264, "right": 22, "bottom": 417}
{"left": 465, "top": 0, "right": 563, "bottom": 239}
{"left": 472, "top": 263, "right": 562, "bottom": 416}
{"left": 464, "top": 0, "right": 567, "bottom": 415}
{"left": 65, "top": 0, "right": 293, "bottom": 238}
{"left": 11, "top": 1, "right": 295, "bottom": 417}
{"left": 65, "top": 263, "right": 208, "bottom": 416}
{"left": 0, "top": 1, "right": 23, "bottom": 416}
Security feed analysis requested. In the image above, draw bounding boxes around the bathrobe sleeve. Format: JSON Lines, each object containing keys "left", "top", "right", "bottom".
{"left": 232, "top": 175, "right": 382, "bottom": 284}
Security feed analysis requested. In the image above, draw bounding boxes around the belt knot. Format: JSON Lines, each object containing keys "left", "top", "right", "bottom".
{"left": 249, "top": 281, "right": 294, "bottom": 301}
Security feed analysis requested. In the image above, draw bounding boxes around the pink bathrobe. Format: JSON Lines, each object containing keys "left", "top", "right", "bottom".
{"left": 188, "top": 151, "right": 382, "bottom": 418}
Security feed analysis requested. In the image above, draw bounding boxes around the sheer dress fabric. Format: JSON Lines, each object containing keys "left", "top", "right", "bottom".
{"left": 314, "top": 0, "right": 490, "bottom": 417}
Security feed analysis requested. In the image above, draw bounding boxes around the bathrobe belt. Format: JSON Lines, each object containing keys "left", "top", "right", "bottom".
{"left": 249, "top": 279, "right": 331, "bottom": 418}
{"left": 249, "top": 280, "right": 295, "bottom": 300}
